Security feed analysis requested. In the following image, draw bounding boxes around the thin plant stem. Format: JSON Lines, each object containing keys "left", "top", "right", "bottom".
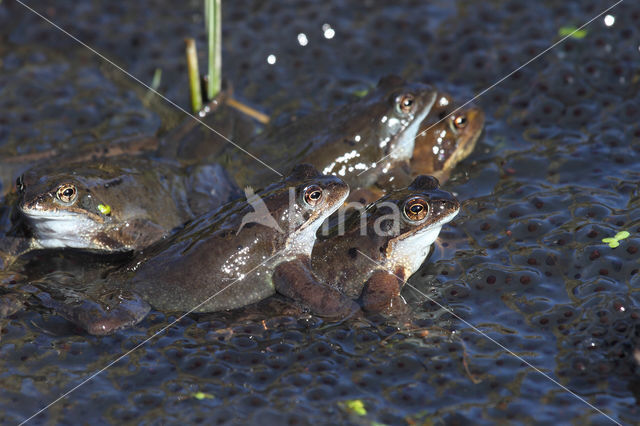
{"left": 226, "top": 97, "right": 270, "bottom": 124}
{"left": 207, "top": 0, "right": 221, "bottom": 100}
{"left": 185, "top": 38, "right": 203, "bottom": 113}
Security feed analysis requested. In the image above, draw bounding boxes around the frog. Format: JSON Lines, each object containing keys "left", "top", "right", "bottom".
{"left": 5, "top": 155, "right": 240, "bottom": 263}
{"left": 43, "top": 164, "right": 354, "bottom": 335}
{"left": 350, "top": 92, "right": 484, "bottom": 205}
{"left": 410, "top": 93, "right": 484, "bottom": 182}
{"left": 224, "top": 75, "right": 437, "bottom": 191}
{"left": 124, "top": 164, "right": 353, "bottom": 315}
{"left": 0, "top": 134, "right": 159, "bottom": 198}
{"left": 309, "top": 175, "right": 460, "bottom": 314}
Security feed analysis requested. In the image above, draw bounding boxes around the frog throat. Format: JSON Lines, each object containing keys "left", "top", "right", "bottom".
{"left": 389, "top": 92, "right": 436, "bottom": 161}
{"left": 24, "top": 211, "right": 98, "bottom": 249}
{"left": 283, "top": 190, "right": 349, "bottom": 258}
{"left": 383, "top": 209, "right": 459, "bottom": 276}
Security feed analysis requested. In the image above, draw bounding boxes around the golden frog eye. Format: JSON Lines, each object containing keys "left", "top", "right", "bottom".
{"left": 404, "top": 196, "right": 429, "bottom": 221}
{"left": 453, "top": 115, "right": 468, "bottom": 129}
{"left": 56, "top": 184, "right": 77, "bottom": 204}
{"left": 303, "top": 184, "right": 323, "bottom": 207}
{"left": 396, "top": 93, "right": 415, "bottom": 114}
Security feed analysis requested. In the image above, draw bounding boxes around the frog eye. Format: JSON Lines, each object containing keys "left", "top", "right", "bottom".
{"left": 16, "top": 175, "right": 25, "bottom": 193}
{"left": 453, "top": 115, "right": 468, "bottom": 129}
{"left": 404, "top": 196, "right": 429, "bottom": 222}
{"left": 303, "top": 185, "right": 323, "bottom": 207}
{"left": 395, "top": 93, "right": 415, "bottom": 114}
{"left": 56, "top": 184, "right": 78, "bottom": 204}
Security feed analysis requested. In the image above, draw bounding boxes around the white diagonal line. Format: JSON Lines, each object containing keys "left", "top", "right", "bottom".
{"left": 358, "top": 0, "right": 624, "bottom": 176}
{"left": 11, "top": 0, "right": 625, "bottom": 424}
{"left": 355, "top": 249, "right": 620, "bottom": 426}
{"left": 18, "top": 251, "right": 282, "bottom": 425}
{"left": 13, "top": 0, "right": 283, "bottom": 178}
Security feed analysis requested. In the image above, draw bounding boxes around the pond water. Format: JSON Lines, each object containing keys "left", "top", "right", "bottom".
{"left": 1, "top": 0, "right": 640, "bottom": 424}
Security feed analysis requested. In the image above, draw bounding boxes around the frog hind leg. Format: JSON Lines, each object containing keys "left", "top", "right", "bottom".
{"left": 39, "top": 287, "right": 150, "bottom": 336}
{"left": 273, "top": 258, "right": 360, "bottom": 319}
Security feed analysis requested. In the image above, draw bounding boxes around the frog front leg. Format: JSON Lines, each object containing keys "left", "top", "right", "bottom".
{"left": 273, "top": 257, "right": 360, "bottom": 319}
{"left": 360, "top": 270, "right": 409, "bottom": 315}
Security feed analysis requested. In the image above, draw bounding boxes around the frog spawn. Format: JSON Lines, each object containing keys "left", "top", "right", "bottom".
{"left": 5, "top": 0, "right": 640, "bottom": 423}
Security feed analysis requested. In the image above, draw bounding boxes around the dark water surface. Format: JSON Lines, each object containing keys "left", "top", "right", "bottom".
{"left": 1, "top": 0, "right": 640, "bottom": 424}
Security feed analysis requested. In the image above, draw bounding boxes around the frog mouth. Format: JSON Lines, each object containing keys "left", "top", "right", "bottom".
{"left": 20, "top": 203, "right": 104, "bottom": 222}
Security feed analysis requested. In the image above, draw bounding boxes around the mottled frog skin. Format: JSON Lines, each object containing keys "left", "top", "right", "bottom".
{"left": 11, "top": 165, "right": 351, "bottom": 335}
{"left": 123, "top": 164, "right": 352, "bottom": 315}
{"left": 311, "top": 175, "right": 460, "bottom": 313}
{"left": 228, "top": 76, "right": 437, "bottom": 190}
{"left": 10, "top": 156, "right": 239, "bottom": 255}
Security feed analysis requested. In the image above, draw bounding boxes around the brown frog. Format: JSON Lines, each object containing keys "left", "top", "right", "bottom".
{"left": 351, "top": 92, "right": 484, "bottom": 205}
{"left": 225, "top": 76, "right": 438, "bottom": 191}
{"left": 410, "top": 92, "right": 484, "bottom": 182}
{"left": 309, "top": 175, "right": 460, "bottom": 314}
{"left": 33, "top": 164, "right": 353, "bottom": 335}
{"left": 7, "top": 156, "right": 239, "bottom": 257}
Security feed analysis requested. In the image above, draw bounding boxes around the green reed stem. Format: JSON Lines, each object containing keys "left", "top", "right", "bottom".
{"left": 185, "top": 38, "right": 203, "bottom": 113}
{"left": 207, "top": 0, "right": 221, "bottom": 100}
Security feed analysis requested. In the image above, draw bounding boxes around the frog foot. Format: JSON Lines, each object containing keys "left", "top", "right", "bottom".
{"left": 39, "top": 288, "right": 151, "bottom": 336}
